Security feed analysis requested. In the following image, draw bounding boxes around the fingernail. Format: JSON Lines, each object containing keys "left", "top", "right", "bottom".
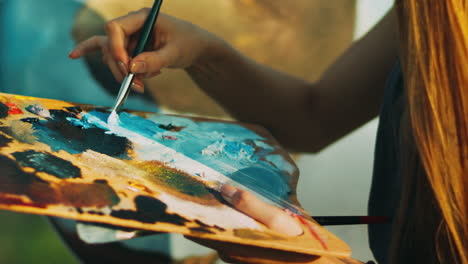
{"left": 221, "top": 185, "right": 238, "bottom": 203}
{"left": 130, "top": 61, "right": 146, "bottom": 73}
{"left": 68, "top": 49, "right": 78, "bottom": 58}
{"left": 118, "top": 61, "right": 128, "bottom": 75}
{"left": 132, "top": 83, "right": 144, "bottom": 93}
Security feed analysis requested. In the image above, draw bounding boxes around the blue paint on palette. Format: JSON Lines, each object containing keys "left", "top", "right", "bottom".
{"left": 25, "top": 110, "right": 132, "bottom": 158}
{"left": 66, "top": 111, "right": 292, "bottom": 199}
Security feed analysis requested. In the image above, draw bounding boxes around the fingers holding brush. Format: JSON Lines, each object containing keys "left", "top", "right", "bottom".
{"left": 105, "top": 8, "right": 153, "bottom": 65}
{"left": 69, "top": 35, "right": 145, "bottom": 93}
{"left": 70, "top": 8, "right": 225, "bottom": 93}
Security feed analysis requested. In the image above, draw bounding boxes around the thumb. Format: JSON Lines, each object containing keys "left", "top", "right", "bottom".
{"left": 129, "top": 46, "right": 176, "bottom": 75}
{"left": 221, "top": 185, "right": 303, "bottom": 236}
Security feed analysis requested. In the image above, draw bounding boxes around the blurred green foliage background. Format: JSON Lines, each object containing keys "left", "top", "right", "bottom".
{"left": 0, "top": 211, "right": 78, "bottom": 264}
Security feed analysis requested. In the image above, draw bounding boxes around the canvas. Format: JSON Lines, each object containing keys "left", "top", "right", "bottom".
{"left": 0, "top": 93, "right": 350, "bottom": 258}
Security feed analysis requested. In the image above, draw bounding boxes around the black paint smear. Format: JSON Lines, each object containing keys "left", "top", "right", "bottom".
{"left": 194, "top": 220, "right": 211, "bottom": 228}
{"left": 21, "top": 117, "right": 40, "bottom": 124}
{"left": 94, "top": 108, "right": 109, "bottom": 113}
{"left": 69, "top": 127, "right": 131, "bottom": 156}
{"left": 206, "top": 187, "right": 231, "bottom": 206}
{"left": 111, "top": 195, "right": 189, "bottom": 225}
{"left": 111, "top": 210, "right": 144, "bottom": 221}
{"left": 0, "top": 133, "right": 12, "bottom": 148}
{"left": 65, "top": 106, "right": 82, "bottom": 114}
{"left": 88, "top": 210, "right": 105, "bottom": 216}
{"left": 94, "top": 179, "right": 108, "bottom": 184}
{"left": 159, "top": 124, "right": 175, "bottom": 130}
{"left": 12, "top": 150, "right": 82, "bottom": 179}
{"left": 134, "top": 196, "right": 189, "bottom": 225}
{"left": 50, "top": 109, "right": 78, "bottom": 119}
{"left": 158, "top": 123, "right": 185, "bottom": 132}
{"left": 194, "top": 220, "right": 225, "bottom": 232}
{"left": 161, "top": 212, "right": 189, "bottom": 226}
{"left": 111, "top": 195, "right": 167, "bottom": 223}
{"left": 32, "top": 109, "right": 132, "bottom": 157}
{"left": 213, "top": 225, "right": 226, "bottom": 232}
{"left": 77, "top": 208, "right": 84, "bottom": 214}
{"left": 189, "top": 227, "right": 215, "bottom": 234}
{"left": 0, "top": 102, "right": 9, "bottom": 119}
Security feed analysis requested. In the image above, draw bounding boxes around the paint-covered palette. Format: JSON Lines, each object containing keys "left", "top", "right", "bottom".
{"left": 0, "top": 93, "right": 350, "bottom": 258}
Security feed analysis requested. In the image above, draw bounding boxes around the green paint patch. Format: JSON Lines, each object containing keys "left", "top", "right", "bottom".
{"left": 138, "top": 161, "right": 211, "bottom": 198}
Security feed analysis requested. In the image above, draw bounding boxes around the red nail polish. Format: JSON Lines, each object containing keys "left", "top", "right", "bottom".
{"left": 68, "top": 50, "right": 78, "bottom": 59}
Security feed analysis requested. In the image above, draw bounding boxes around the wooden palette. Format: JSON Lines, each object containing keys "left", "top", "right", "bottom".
{"left": 0, "top": 93, "right": 351, "bottom": 258}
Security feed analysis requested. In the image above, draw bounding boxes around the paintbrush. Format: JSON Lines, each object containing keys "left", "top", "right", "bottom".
{"left": 313, "top": 216, "right": 390, "bottom": 226}
{"left": 109, "top": 0, "right": 163, "bottom": 119}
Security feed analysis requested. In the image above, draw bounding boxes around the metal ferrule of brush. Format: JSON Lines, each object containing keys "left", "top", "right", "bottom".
{"left": 111, "top": 73, "right": 135, "bottom": 113}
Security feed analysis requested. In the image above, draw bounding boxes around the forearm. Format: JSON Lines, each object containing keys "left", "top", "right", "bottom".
{"left": 187, "top": 40, "right": 317, "bottom": 151}
{"left": 187, "top": 8, "right": 398, "bottom": 152}
{"left": 72, "top": 7, "right": 397, "bottom": 152}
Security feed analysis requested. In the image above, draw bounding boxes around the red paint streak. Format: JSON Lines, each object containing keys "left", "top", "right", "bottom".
{"left": 5, "top": 102, "right": 23, "bottom": 115}
{"left": 163, "top": 135, "right": 178, "bottom": 140}
{"left": 296, "top": 215, "right": 329, "bottom": 250}
{"left": 285, "top": 209, "right": 328, "bottom": 250}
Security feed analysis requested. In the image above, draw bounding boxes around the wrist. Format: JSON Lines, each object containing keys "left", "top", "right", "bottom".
{"left": 191, "top": 31, "right": 232, "bottom": 70}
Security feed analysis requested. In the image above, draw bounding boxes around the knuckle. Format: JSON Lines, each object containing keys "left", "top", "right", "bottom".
{"left": 231, "top": 190, "right": 249, "bottom": 208}
{"left": 104, "top": 20, "right": 118, "bottom": 33}
{"left": 126, "top": 10, "right": 136, "bottom": 16}
{"left": 140, "top": 8, "right": 151, "bottom": 14}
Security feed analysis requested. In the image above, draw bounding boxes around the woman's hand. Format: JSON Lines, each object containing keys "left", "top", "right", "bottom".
{"left": 189, "top": 184, "right": 307, "bottom": 264}
{"left": 219, "top": 185, "right": 303, "bottom": 236}
{"left": 68, "top": 8, "right": 223, "bottom": 93}
{"left": 189, "top": 185, "right": 363, "bottom": 264}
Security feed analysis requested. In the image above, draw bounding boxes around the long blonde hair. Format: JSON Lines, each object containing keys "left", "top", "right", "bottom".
{"left": 392, "top": 1, "right": 468, "bottom": 263}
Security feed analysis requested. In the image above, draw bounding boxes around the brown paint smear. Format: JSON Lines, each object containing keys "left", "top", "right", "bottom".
{"left": 0, "top": 154, "right": 120, "bottom": 210}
